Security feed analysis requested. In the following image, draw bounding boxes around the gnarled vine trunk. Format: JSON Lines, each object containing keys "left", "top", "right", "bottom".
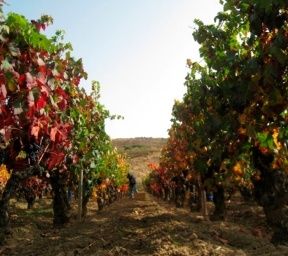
{"left": 196, "top": 176, "right": 208, "bottom": 219}
{"left": 252, "top": 148, "right": 288, "bottom": 245}
{"left": 0, "top": 175, "right": 19, "bottom": 232}
{"left": 82, "top": 193, "right": 90, "bottom": 218}
{"left": 211, "top": 185, "right": 226, "bottom": 221}
{"left": 0, "top": 163, "right": 41, "bottom": 242}
{"left": 81, "top": 180, "right": 92, "bottom": 218}
{"left": 50, "top": 172, "right": 70, "bottom": 227}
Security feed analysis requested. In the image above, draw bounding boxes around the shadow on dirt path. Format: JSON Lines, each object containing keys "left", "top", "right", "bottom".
{"left": 1, "top": 192, "right": 288, "bottom": 256}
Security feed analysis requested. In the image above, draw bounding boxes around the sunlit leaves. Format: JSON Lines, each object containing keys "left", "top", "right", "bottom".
{"left": 0, "top": 11, "right": 86, "bottom": 173}
{"left": 0, "top": 164, "right": 9, "bottom": 193}
{"left": 6, "top": 13, "right": 56, "bottom": 52}
{"left": 155, "top": 0, "right": 288, "bottom": 195}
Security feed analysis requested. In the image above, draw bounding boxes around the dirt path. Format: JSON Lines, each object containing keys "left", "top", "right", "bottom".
{"left": 2, "top": 192, "right": 288, "bottom": 256}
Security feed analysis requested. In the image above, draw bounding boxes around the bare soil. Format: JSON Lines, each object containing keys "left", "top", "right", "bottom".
{"left": 1, "top": 191, "right": 288, "bottom": 256}
{"left": 2, "top": 138, "right": 288, "bottom": 255}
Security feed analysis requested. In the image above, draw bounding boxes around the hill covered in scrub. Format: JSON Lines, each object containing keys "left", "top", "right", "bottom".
{"left": 112, "top": 138, "right": 167, "bottom": 187}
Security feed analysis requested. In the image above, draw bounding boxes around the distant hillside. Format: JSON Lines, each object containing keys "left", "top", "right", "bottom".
{"left": 112, "top": 138, "right": 167, "bottom": 188}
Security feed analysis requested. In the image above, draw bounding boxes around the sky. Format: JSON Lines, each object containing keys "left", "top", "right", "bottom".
{"left": 3, "top": 0, "right": 222, "bottom": 138}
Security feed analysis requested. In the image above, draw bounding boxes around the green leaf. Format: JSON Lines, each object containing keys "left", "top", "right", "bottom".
{"left": 6, "top": 13, "right": 56, "bottom": 53}
{"left": 90, "top": 161, "right": 96, "bottom": 169}
{"left": 0, "top": 58, "right": 12, "bottom": 71}
{"left": 256, "top": 132, "right": 274, "bottom": 150}
{"left": 256, "top": 132, "right": 268, "bottom": 144}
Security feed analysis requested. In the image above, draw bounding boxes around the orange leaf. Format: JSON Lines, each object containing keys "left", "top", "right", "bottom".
{"left": 31, "top": 125, "right": 40, "bottom": 139}
{"left": 50, "top": 127, "right": 58, "bottom": 142}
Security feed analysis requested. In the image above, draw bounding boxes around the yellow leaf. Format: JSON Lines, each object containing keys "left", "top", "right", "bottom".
{"left": 272, "top": 128, "right": 281, "bottom": 150}
{"left": 16, "top": 150, "right": 27, "bottom": 160}
{"left": 232, "top": 162, "right": 243, "bottom": 177}
{"left": 0, "top": 164, "right": 10, "bottom": 189}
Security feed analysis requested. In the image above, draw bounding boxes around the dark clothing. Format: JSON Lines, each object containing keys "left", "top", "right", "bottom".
{"left": 128, "top": 175, "right": 136, "bottom": 186}
{"left": 127, "top": 174, "right": 137, "bottom": 198}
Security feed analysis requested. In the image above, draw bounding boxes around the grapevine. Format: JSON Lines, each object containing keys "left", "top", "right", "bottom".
{"left": 0, "top": 5, "right": 129, "bottom": 235}
{"left": 146, "top": 0, "right": 288, "bottom": 244}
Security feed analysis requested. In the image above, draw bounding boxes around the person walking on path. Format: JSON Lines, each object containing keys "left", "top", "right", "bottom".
{"left": 127, "top": 173, "right": 137, "bottom": 199}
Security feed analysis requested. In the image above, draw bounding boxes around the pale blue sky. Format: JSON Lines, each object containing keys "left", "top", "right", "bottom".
{"left": 4, "top": 1, "right": 221, "bottom": 138}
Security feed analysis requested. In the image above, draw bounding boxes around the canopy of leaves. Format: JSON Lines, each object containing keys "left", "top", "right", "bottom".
{"left": 0, "top": 10, "right": 128, "bottom": 194}
{"left": 151, "top": 0, "right": 288, "bottom": 191}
